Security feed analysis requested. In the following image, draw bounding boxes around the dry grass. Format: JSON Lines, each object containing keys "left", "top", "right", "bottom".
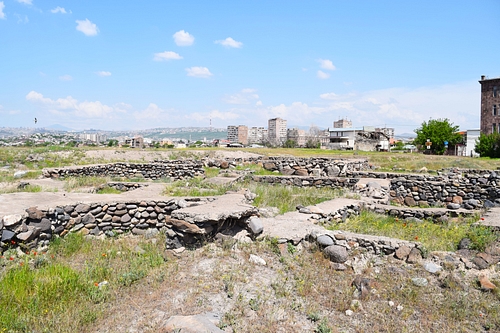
{"left": 77, "top": 237, "right": 500, "bottom": 333}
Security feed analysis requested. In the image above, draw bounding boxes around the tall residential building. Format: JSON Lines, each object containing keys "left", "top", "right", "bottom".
{"left": 227, "top": 125, "right": 248, "bottom": 145}
{"left": 268, "top": 117, "right": 287, "bottom": 144}
{"left": 248, "top": 127, "right": 267, "bottom": 144}
{"left": 479, "top": 75, "right": 500, "bottom": 134}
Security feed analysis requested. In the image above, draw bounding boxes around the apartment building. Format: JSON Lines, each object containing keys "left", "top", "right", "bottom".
{"left": 227, "top": 125, "right": 248, "bottom": 145}
{"left": 248, "top": 127, "right": 267, "bottom": 144}
{"left": 268, "top": 117, "right": 287, "bottom": 144}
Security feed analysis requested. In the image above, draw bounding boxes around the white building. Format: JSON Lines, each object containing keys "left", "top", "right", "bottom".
{"left": 268, "top": 118, "right": 287, "bottom": 144}
{"left": 248, "top": 127, "right": 267, "bottom": 144}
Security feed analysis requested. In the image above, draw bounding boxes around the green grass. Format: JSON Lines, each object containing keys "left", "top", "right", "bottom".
{"left": 96, "top": 187, "right": 123, "bottom": 194}
{"left": 163, "top": 178, "right": 343, "bottom": 214}
{"left": 250, "top": 184, "right": 344, "bottom": 214}
{"left": 0, "top": 232, "right": 168, "bottom": 333}
{"left": 163, "top": 176, "right": 233, "bottom": 196}
{"left": 63, "top": 176, "right": 111, "bottom": 192}
{"left": 331, "top": 210, "right": 498, "bottom": 252}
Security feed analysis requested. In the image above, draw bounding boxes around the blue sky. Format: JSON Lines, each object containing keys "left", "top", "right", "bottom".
{"left": 1, "top": 0, "right": 499, "bottom": 134}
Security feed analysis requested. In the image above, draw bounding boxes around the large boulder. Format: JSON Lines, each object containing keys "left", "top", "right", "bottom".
{"left": 323, "top": 245, "right": 348, "bottom": 263}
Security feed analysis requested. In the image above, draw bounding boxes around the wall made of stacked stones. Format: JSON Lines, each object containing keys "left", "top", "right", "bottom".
{"left": 252, "top": 175, "right": 360, "bottom": 189}
{"left": 261, "top": 157, "right": 370, "bottom": 177}
{"left": 43, "top": 160, "right": 205, "bottom": 181}
{"left": 0, "top": 197, "right": 256, "bottom": 253}
{"left": 389, "top": 170, "right": 500, "bottom": 209}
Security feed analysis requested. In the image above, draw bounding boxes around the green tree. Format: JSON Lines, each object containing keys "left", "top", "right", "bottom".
{"left": 414, "top": 118, "right": 461, "bottom": 155}
{"left": 283, "top": 139, "right": 297, "bottom": 148}
{"left": 475, "top": 132, "right": 500, "bottom": 158}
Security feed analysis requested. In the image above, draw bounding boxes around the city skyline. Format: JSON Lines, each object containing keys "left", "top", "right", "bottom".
{"left": 1, "top": 1, "right": 499, "bottom": 134}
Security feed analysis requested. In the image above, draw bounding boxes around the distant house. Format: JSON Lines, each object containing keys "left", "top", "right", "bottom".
{"left": 451, "top": 129, "right": 480, "bottom": 157}
{"left": 326, "top": 127, "right": 390, "bottom": 151}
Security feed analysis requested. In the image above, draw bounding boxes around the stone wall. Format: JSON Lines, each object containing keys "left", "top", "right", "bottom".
{"left": 97, "top": 182, "right": 149, "bottom": 192}
{"left": 0, "top": 196, "right": 258, "bottom": 253}
{"left": 389, "top": 170, "right": 500, "bottom": 209}
{"left": 252, "top": 175, "right": 360, "bottom": 189}
{"left": 42, "top": 160, "right": 205, "bottom": 181}
{"left": 260, "top": 157, "right": 370, "bottom": 177}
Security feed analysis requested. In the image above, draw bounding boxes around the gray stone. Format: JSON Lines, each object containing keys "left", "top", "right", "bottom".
{"left": 249, "top": 254, "right": 266, "bottom": 265}
{"left": 446, "top": 203, "right": 461, "bottom": 210}
{"left": 17, "top": 227, "right": 40, "bottom": 242}
{"left": 75, "top": 204, "right": 91, "bottom": 213}
{"left": 27, "top": 218, "right": 51, "bottom": 233}
{"left": 1, "top": 229, "right": 16, "bottom": 242}
{"left": 3, "top": 214, "right": 23, "bottom": 227}
{"left": 317, "top": 235, "right": 334, "bottom": 247}
{"left": 247, "top": 216, "right": 263, "bottom": 234}
{"left": 423, "top": 262, "right": 442, "bottom": 274}
{"left": 120, "top": 214, "right": 131, "bottom": 223}
{"left": 472, "top": 257, "right": 489, "bottom": 270}
{"left": 82, "top": 212, "right": 96, "bottom": 225}
{"left": 323, "top": 245, "right": 348, "bottom": 263}
{"left": 14, "top": 170, "right": 27, "bottom": 178}
{"left": 458, "top": 238, "right": 471, "bottom": 250}
{"left": 164, "top": 313, "right": 224, "bottom": 333}
{"left": 411, "top": 277, "right": 428, "bottom": 287}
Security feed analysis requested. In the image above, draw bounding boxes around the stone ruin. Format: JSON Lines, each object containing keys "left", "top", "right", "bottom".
{"left": 1, "top": 157, "right": 499, "bottom": 271}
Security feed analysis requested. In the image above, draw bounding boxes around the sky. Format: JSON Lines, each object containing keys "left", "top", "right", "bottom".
{"left": 0, "top": 0, "right": 499, "bottom": 135}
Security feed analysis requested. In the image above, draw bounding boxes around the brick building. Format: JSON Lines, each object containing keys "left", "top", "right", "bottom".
{"left": 227, "top": 125, "right": 248, "bottom": 145}
{"left": 479, "top": 75, "right": 500, "bottom": 134}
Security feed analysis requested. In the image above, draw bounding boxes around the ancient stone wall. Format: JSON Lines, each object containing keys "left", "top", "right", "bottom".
{"left": 252, "top": 175, "right": 360, "bottom": 189}
{"left": 389, "top": 170, "right": 500, "bottom": 209}
{"left": 42, "top": 160, "right": 204, "bottom": 180}
{"left": 0, "top": 197, "right": 258, "bottom": 253}
{"left": 260, "top": 157, "right": 370, "bottom": 177}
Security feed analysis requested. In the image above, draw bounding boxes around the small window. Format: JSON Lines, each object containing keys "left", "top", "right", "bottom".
{"left": 494, "top": 86, "right": 498, "bottom": 98}
{"left": 494, "top": 105, "right": 498, "bottom": 116}
{"left": 493, "top": 124, "right": 497, "bottom": 133}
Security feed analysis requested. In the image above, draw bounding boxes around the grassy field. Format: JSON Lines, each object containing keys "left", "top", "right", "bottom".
{"left": 1, "top": 233, "right": 499, "bottom": 332}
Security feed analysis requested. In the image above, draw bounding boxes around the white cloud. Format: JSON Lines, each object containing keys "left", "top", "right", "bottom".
{"left": 76, "top": 19, "right": 99, "bottom": 36}
{"left": 96, "top": 71, "right": 111, "bottom": 77}
{"left": 153, "top": 51, "right": 182, "bottom": 61}
{"left": 223, "top": 89, "right": 259, "bottom": 104}
{"left": 186, "top": 66, "right": 212, "bottom": 78}
{"left": 318, "top": 59, "right": 336, "bottom": 70}
{"left": 133, "top": 103, "right": 169, "bottom": 120}
{"left": 317, "top": 70, "right": 330, "bottom": 79}
{"left": 51, "top": 6, "right": 67, "bottom": 14}
{"left": 313, "top": 81, "right": 479, "bottom": 134}
{"left": 215, "top": 37, "right": 243, "bottom": 48}
{"left": 0, "top": 2, "right": 6, "bottom": 19}
{"left": 173, "top": 30, "right": 194, "bottom": 46}
{"left": 319, "top": 92, "right": 338, "bottom": 100}
{"left": 256, "top": 101, "right": 263, "bottom": 106}
{"left": 16, "top": 0, "right": 32, "bottom": 5}
{"left": 59, "top": 74, "right": 72, "bottom": 81}
{"left": 26, "top": 91, "right": 115, "bottom": 119}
